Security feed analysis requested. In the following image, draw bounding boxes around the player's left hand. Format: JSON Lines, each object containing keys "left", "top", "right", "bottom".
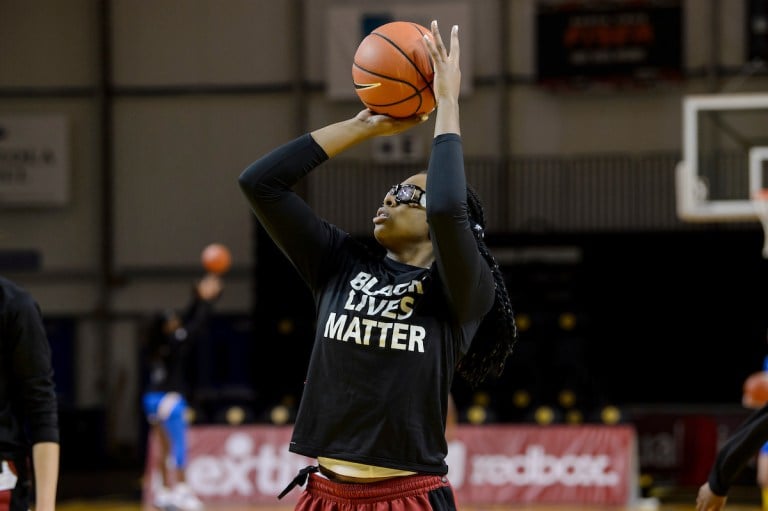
{"left": 198, "top": 273, "right": 223, "bottom": 301}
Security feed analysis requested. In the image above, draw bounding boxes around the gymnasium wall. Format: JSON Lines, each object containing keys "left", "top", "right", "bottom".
{"left": 1, "top": 0, "right": 767, "bottom": 462}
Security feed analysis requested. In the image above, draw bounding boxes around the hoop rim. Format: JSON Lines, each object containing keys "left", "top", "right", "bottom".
{"left": 754, "top": 189, "right": 768, "bottom": 200}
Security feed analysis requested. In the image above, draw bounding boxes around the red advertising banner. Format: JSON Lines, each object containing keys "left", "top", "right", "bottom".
{"left": 629, "top": 408, "right": 751, "bottom": 487}
{"left": 142, "top": 424, "right": 637, "bottom": 509}
{"left": 450, "top": 425, "right": 637, "bottom": 506}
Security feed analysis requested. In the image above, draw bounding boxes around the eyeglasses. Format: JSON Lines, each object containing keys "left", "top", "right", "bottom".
{"left": 387, "top": 183, "right": 426, "bottom": 208}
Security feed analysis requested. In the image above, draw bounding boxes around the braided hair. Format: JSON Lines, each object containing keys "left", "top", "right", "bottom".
{"left": 456, "top": 184, "right": 518, "bottom": 388}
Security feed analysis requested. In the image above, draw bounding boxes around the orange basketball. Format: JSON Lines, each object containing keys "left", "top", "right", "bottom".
{"left": 352, "top": 21, "right": 435, "bottom": 118}
{"left": 201, "top": 243, "right": 231, "bottom": 275}
{"left": 743, "top": 371, "right": 768, "bottom": 405}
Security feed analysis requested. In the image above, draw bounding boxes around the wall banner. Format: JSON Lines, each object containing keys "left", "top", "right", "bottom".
{"left": 0, "top": 114, "right": 70, "bottom": 207}
{"left": 142, "top": 424, "right": 638, "bottom": 508}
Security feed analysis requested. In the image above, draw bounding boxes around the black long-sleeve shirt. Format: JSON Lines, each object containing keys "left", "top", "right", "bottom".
{"left": 238, "top": 132, "right": 494, "bottom": 474}
{"left": 707, "top": 404, "right": 768, "bottom": 495}
{"left": 0, "top": 276, "right": 59, "bottom": 459}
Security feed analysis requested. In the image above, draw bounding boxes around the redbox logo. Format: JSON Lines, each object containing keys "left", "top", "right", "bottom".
{"left": 469, "top": 445, "right": 620, "bottom": 486}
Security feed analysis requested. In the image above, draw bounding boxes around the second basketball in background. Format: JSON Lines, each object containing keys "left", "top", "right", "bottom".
{"left": 201, "top": 243, "right": 231, "bottom": 275}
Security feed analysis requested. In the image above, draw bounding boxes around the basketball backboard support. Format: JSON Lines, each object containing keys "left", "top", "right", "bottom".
{"left": 750, "top": 146, "right": 768, "bottom": 190}
{"left": 753, "top": 188, "right": 768, "bottom": 258}
{"left": 676, "top": 92, "right": 768, "bottom": 222}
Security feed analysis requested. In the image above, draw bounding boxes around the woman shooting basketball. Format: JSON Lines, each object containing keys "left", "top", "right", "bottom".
{"left": 238, "top": 20, "right": 517, "bottom": 511}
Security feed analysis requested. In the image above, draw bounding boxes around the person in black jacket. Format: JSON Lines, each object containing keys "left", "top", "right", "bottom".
{"left": 696, "top": 404, "right": 768, "bottom": 511}
{"left": 0, "top": 276, "right": 59, "bottom": 511}
{"left": 142, "top": 273, "right": 222, "bottom": 511}
{"left": 238, "top": 20, "right": 517, "bottom": 511}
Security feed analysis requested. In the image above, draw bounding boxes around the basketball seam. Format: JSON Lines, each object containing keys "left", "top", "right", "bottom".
{"left": 358, "top": 92, "right": 424, "bottom": 109}
{"left": 351, "top": 81, "right": 429, "bottom": 110}
{"left": 369, "top": 26, "right": 434, "bottom": 87}
{"left": 352, "top": 65, "right": 420, "bottom": 91}
{"left": 351, "top": 65, "right": 424, "bottom": 111}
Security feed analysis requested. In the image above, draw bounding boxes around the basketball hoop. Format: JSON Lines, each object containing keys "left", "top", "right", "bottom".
{"left": 753, "top": 189, "right": 768, "bottom": 258}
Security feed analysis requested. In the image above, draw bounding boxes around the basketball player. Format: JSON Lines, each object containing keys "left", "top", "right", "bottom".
{"left": 696, "top": 402, "right": 768, "bottom": 510}
{"left": 697, "top": 344, "right": 768, "bottom": 511}
{"left": 744, "top": 352, "right": 768, "bottom": 511}
{"left": 142, "top": 273, "right": 222, "bottom": 511}
{"left": 0, "top": 276, "right": 59, "bottom": 511}
{"left": 238, "top": 20, "right": 517, "bottom": 510}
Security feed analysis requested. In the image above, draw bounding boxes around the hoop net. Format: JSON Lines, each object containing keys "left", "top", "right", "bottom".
{"left": 753, "top": 189, "right": 768, "bottom": 258}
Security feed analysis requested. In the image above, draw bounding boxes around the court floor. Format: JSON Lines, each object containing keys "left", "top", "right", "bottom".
{"left": 53, "top": 501, "right": 765, "bottom": 511}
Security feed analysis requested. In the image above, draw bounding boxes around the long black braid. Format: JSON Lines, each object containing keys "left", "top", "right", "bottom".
{"left": 456, "top": 184, "right": 518, "bottom": 388}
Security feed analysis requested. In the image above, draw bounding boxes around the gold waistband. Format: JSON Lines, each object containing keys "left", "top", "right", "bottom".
{"left": 317, "top": 456, "right": 416, "bottom": 483}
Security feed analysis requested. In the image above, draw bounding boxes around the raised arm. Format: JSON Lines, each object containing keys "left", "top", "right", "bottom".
{"left": 697, "top": 404, "right": 768, "bottom": 511}
{"left": 422, "top": 21, "right": 494, "bottom": 325}
{"left": 238, "top": 112, "right": 425, "bottom": 284}
{"left": 238, "top": 132, "right": 332, "bottom": 280}
{"left": 426, "top": 22, "right": 461, "bottom": 138}
{"left": 311, "top": 111, "right": 425, "bottom": 157}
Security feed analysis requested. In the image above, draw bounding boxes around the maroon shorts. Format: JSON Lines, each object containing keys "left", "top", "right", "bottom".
{"left": 0, "top": 488, "right": 28, "bottom": 511}
{"left": 295, "top": 473, "right": 457, "bottom": 511}
{"left": 0, "top": 459, "right": 28, "bottom": 511}
{"left": 0, "top": 489, "right": 26, "bottom": 511}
